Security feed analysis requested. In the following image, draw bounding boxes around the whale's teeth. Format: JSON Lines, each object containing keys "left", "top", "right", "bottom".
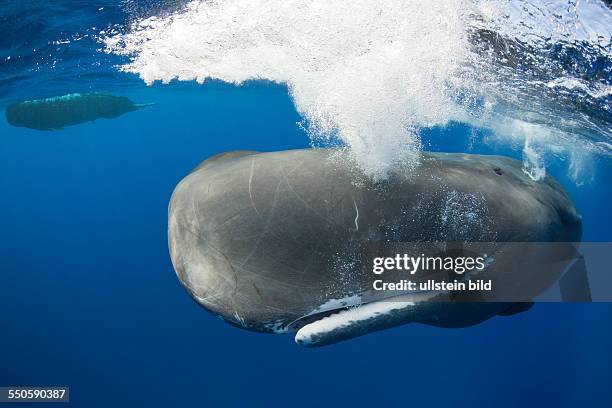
{"left": 295, "top": 301, "right": 415, "bottom": 347}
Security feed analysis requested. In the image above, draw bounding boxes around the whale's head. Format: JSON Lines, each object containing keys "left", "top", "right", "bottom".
{"left": 168, "top": 149, "right": 581, "bottom": 346}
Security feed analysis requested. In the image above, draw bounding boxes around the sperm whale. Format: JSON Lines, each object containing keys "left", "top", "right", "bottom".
{"left": 5, "top": 93, "right": 154, "bottom": 130}
{"left": 168, "top": 149, "right": 582, "bottom": 347}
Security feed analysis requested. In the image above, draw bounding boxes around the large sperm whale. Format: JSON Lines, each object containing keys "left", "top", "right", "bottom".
{"left": 5, "top": 93, "right": 154, "bottom": 130}
{"left": 168, "top": 149, "right": 582, "bottom": 347}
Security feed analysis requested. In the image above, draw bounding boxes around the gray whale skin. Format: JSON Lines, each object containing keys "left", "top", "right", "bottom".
{"left": 168, "top": 149, "right": 582, "bottom": 347}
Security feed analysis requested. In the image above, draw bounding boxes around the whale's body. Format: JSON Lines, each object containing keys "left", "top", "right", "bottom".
{"left": 168, "top": 149, "right": 582, "bottom": 347}
{"left": 5, "top": 93, "right": 153, "bottom": 130}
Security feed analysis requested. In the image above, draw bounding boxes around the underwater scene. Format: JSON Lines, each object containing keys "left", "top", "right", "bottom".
{"left": 1, "top": 1, "right": 611, "bottom": 407}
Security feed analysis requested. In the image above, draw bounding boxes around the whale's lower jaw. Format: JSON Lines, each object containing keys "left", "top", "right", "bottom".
{"left": 293, "top": 298, "right": 522, "bottom": 347}
{"left": 294, "top": 300, "right": 418, "bottom": 347}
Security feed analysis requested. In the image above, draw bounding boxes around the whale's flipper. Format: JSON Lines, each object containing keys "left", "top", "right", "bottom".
{"left": 134, "top": 102, "right": 156, "bottom": 109}
{"left": 192, "top": 150, "right": 259, "bottom": 172}
{"left": 560, "top": 256, "right": 591, "bottom": 302}
{"left": 498, "top": 302, "right": 534, "bottom": 316}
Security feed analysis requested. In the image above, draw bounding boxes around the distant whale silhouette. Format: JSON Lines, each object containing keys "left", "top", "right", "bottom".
{"left": 5, "top": 93, "right": 154, "bottom": 130}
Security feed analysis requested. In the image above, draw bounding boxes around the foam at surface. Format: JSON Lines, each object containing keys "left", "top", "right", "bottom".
{"left": 105, "top": 0, "right": 612, "bottom": 180}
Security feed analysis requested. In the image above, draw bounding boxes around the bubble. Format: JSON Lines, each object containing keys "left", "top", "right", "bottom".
{"left": 105, "top": 0, "right": 612, "bottom": 181}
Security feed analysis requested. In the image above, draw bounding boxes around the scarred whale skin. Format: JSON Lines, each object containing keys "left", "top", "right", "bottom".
{"left": 5, "top": 93, "right": 153, "bottom": 130}
{"left": 168, "top": 149, "right": 582, "bottom": 346}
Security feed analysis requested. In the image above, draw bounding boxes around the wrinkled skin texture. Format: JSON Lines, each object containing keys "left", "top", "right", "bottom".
{"left": 168, "top": 149, "right": 581, "bottom": 342}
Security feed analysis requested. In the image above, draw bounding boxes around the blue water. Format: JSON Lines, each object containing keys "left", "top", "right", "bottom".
{"left": 1, "top": 2, "right": 611, "bottom": 407}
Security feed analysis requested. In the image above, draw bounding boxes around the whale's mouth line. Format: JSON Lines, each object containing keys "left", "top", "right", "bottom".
{"left": 287, "top": 307, "right": 354, "bottom": 332}
{"left": 286, "top": 291, "right": 431, "bottom": 332}
{"left": 286, "top": 263, "right": 493, "bottom": 332}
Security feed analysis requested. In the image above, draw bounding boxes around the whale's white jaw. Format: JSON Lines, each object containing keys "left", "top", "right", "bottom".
{"left": 294, "top": 300, "right": 416, "bottom": 347}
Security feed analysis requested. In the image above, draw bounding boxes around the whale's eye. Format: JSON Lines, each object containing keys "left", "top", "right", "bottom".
{"left": 493, "top": 167, "right": 503, "bottom": 176}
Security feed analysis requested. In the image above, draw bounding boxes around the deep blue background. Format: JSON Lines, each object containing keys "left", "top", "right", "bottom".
{"left": 0, "top": 1, "right": 611, "bottom": 405}
{"left": 0, "top": 82, "right": 611, "bottom": 407}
